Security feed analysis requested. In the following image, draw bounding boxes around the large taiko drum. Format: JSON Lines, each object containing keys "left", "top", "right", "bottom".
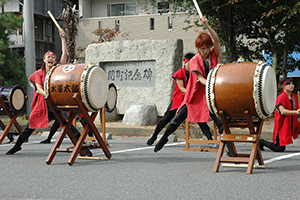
{"left": 206, "top": 61, "right": 277, "bottom": 119}
{"left": 0, "top": 85, "right": 26, "bottom": 112}
{"left": 45, "top": 63, "right": 109, "bottom": 112}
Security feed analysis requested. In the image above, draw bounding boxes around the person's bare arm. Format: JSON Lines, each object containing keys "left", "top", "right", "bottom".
{"left": 59, "top": 29, "right": 68, "bottom": 64}
{"left": 200, "top": 17, "right": 221, "bottom": 63}
{"left": 278, "top": 104, "right": 300, "bottom": 115}
{"left": 35, "top": 83, "right": 46, "bottom": 97}
{"left": 175, "top": 79, "right": 186, "bottom": 94}
{"left": 193, "top": 71, "right": 206, "bottom": 86}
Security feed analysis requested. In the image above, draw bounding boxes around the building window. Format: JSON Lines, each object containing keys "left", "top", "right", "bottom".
{"left": 115, "top": 20, "right": 120, "bottom": 31}
{"left": 108, "top": 2, "right": 137, "bottom": 16}
{"left": 150, "top": 18, "right": 154, "bottom": 30}
{"left": 168, "top": 16, "right": 173, "bottom": 29}
{"left": 98, "top": 21, "right": 103, "bottom": 29}
{"left": 35, "top": 17, "right": 53, "bottom": 43}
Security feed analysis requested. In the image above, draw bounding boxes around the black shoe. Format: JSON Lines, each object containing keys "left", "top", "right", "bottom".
{"left": 259, "top": 139, "right": 265, "bottom": 151}
{"left": 7, "top": 132, "right": 14, "bottom": 143}
{"left": 84, "top": 149, "right": 93, "bottom": 157}
{"left": 40, "top": 139, "right": 51, "bottom": 144}
{"left": 146, "top": 135, "right": 157, "bottom": 146}
{"left": 154, "top": 138, "right": 168, "bottom": 153}
{"left": 6, "top": 146, "right": 22, "bottom": 155}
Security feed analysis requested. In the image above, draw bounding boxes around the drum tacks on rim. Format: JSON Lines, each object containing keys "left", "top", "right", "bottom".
{"left": 45, "top": 63, "right": 109, "bottom": 112}
{"left": 206, "top": 61, "right": 277, "bottom": 119}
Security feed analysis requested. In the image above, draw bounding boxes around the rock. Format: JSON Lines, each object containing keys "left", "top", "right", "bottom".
{"left": 123, "top": 104, "right": 158, "bottom": 126}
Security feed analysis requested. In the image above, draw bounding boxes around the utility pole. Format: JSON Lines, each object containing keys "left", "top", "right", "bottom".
{"left": 24, "top": 0, "right": 35, "bottom": 116}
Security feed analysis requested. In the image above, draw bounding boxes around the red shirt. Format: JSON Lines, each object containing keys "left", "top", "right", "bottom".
{"left": 181, "top": 50, "right": 217, "bottom": 123}
{"left": 273, "top": 92, "right": 300, "bottom": 146}
{"left": 28, "top": 69, "right": 49, "bottom": 129}
{"left": 170, "top": 67, "right": 188, "bottom": 110}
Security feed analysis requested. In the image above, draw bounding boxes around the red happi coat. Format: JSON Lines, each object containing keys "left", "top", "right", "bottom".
{"left": 181, "top": 50, "right": 217, "bottom": 123}
{"left": 28, "top": 69, "right": 49, "bottom": 129}
{"left": 273, "top": 92, "right": 300, "bottom": 146}
{"left": 170, "top": 67, "right": 187, "bottom": 110}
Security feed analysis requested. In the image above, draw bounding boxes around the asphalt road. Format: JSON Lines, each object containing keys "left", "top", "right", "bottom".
{"left": 0, "top": 134, "right": 300, "bottom": 199}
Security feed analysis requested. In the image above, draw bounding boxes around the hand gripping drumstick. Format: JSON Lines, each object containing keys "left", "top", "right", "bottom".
{"left": 192, "top": 0, "right": 203, "bottom": 18}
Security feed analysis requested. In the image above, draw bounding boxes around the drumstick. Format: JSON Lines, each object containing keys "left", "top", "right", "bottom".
{"left": 192, "top": 0, "right": 203, "bottom": 18}
{"left": 47, "top": 11, "right": 62, "bottom": 30}
{"left": 193, "top": 22, "right": 201, "bottom": 34}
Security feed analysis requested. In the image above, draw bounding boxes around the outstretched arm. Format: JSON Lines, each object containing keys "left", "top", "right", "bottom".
{"left": 59, "top": 29, "right": 68, "bottom": 65}
{"left": 200, "top": 16, "right": 221, "bottom": 63}
{"left": 278, "top": 104, "right": 300, "bottom": 116}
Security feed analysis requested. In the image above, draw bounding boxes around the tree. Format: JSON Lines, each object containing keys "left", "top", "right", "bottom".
{"left": 0, "top": 1, "right": 27, "bottom": 89}
{"left": 142, "top": 0, "right": 300, "bottom": 81}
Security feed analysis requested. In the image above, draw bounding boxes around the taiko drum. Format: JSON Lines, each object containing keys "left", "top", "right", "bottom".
{"left": 45, "top": 63, "right": 108, "bottom": 112}
{"left": 206, "top": 61, "right": 277, "bottom": 119}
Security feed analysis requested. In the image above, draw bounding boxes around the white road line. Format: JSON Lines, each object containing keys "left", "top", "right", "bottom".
{"left": 3, "top": 139, "right": 300, "bottom": 164}
{"left": 264, "top": 152, "right": 300, "bottom": 164}
{"left": 93, "top": 141, "right": 186, "bottom": 156}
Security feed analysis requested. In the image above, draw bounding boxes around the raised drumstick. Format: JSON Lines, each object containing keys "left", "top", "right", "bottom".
{"left": 47, "top": 10, "right": 62, "bottom": 30}
{"left": 192, "top": 0, "right": 203, "bottom": 18}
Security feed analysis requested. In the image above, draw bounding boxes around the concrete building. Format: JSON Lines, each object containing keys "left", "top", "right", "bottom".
{"left": 77, "top": 0, "right": 201, "bottom": 61}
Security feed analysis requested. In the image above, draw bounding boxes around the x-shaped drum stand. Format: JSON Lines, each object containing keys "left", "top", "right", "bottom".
{"left": 213, "top": 110, "right": 264, "bottom": 174}
{"left": 45, "top": 93, "right": 111, "bottom": 165}
{"left": 0, "top": 96, "right": 28, "bottom": 144}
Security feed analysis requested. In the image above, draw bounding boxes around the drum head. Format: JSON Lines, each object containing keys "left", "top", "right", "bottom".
{"left": 81, "top": 65, "right": 108, "bottom": 112}
{"left": 105, "top": 83, "right": 117, "bottom": 113}
{"left": 254, "top": 63, "right": 277, "bottom": 118}
{"left": 11, "top": 87, "right": 25, "bottom": 111}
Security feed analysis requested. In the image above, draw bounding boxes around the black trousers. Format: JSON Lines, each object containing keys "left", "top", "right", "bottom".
{"left": 152, "top": 101, "right": 177, "bottom": 137}
{"left": 261, "top": 134, "right": 286, "bottom": 152}
{"left": 161, "top": 104, "right": 223, "bottom": 140}
{"left": 14, "top": 112, "right": 81, "bottom": 148}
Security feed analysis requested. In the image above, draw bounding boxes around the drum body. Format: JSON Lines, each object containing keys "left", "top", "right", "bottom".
{"left": 206, "top": 61, "right": 276, "bottom": 119}
{"left": 45, "top": 63, "right": 108, "bottom": 112}
{"left": 0, "top": 85, "right": 26, "bottom": 112}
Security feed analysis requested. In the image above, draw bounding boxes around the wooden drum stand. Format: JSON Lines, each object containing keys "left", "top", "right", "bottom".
{"left": 45, "top": 93, "right": 111, "bottom": 165}
{"left": 213, "top": 110, "right": 264, "bottom": 174}
{"left": 183, "top": 121, "right": 219, "bottom": 152}
{"left": 0, "top": 96, "right": 28, "bottom": 144}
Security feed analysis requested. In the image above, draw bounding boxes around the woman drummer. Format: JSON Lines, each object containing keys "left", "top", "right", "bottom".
{"left": 154, "top": 16, "right": 225, "bottom": 152}
{"left": 259, "top": 77, "right": 300, "bottom": 152}
{"left": 6, "top": 29, "right": 92, "bottom": 156}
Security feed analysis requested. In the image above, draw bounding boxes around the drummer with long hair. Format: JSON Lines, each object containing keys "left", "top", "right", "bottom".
{"left": 154, "top": 16, "right": 225, "bottom": 152}
{"left": 259, "top": 77, "right": 300, "bottom": 152}
{"left": 6, "top": 29, "right": 92, "bottom": 156}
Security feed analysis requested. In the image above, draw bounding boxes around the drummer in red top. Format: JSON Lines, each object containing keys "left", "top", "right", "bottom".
{"left": 146, "top": 53, "right": 195, "bottom": 146}
{"left": 154, "top": 16, "right": 223, "bottom": 152}
{"left": 259, "top": 77, "right": 300, "bottom": 152}
{"left": 6, "top": 29, "right": 92, "bottom": 156}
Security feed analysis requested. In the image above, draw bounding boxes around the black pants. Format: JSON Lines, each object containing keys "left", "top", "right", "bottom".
{"left": 152, "top": 101, "right": 177, "bottom": 137}
{"left": 14, "top": 112, "right": 81, "bottom": 148}
{"left": 261, "top": 134, "right": 286, "bottom": 152}
{"left": 78, "top": 116, "right": 93, "bottom": 137}
{"left": 161, "top": 104, "right": 223, "bottom": 140}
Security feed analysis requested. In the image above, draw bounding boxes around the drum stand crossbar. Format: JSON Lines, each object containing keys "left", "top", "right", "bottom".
{"left": 182, "top": 121, "right": 219, "bottom": 152}
{"left": 0, "top": 96, "right": 27, "bottom": 144}
{"left": 213, "top": 110, "right": 264, "bottom": 174}
{"left": 45, "top": 93, "right": 111, "bottom": 166}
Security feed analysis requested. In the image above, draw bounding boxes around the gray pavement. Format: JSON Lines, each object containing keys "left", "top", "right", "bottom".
{"left": 0, "top": 132, "right": 300, "bottom": 199}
